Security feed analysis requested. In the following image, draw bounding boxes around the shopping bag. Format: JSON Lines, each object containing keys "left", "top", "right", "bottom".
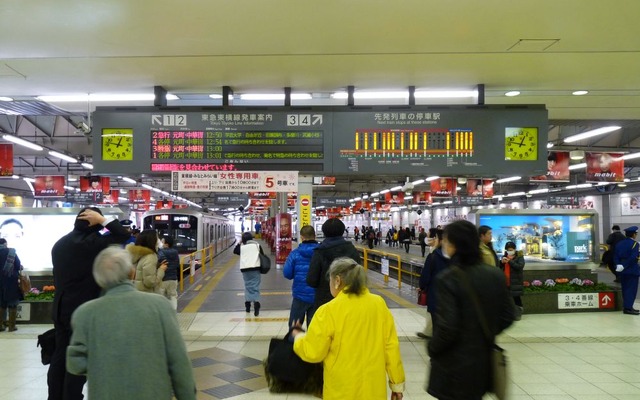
{"left": 19, "top": 270, "right": 31, "bottom": 294}
{"left": 491, "top": 344, "right": 508, "bottom": 400}
{"left": 417, "top": 289, "right": 428, "bottom": 306}
{"left": 264, "top": 331, "right": 323, "bottom": 394}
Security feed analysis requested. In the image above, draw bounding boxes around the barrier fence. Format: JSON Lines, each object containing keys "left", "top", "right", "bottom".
{"left": 358, "top": 247, "right": 423, "bottom": 289}
{"left": 179, "top": 245, "right": 214, "bottom": 292}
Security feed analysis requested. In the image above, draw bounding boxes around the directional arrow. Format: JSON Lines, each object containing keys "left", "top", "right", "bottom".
{"left": 312, "top": 114, "right": 323, "bottom": 125}
{"left": 151, "top": 115, "right": 162, "bottom": 125}
{"left": 601, "top": 294, "right": 611, "bottom": 306}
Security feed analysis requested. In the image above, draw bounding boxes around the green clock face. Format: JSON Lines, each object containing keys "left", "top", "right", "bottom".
{"left": 102, "top": 129, "right": 133, "bottom": 161}
{"left": 505, "top": 127, "right": 538, "bottom": 161}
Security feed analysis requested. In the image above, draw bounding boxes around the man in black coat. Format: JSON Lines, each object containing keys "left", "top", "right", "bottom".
{"left": 606, "top": 225, "right": 626, "bottom": 282}
{"left": 307, "top": 218, "right": 360, "bottom": 314}
{"left": 47, "top": 208, "right": 130, "bottom": 400}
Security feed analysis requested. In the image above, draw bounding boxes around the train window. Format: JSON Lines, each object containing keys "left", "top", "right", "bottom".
{"left": 171, "top": 215, "right": 198, "bottom": 252}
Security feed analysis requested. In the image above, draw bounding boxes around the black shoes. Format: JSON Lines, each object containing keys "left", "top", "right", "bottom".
{"left": 416, "top": 332, "right": 431, "bottom": 339}
{"left": 254, "top": 301, "right": 261, "bottom": 317}
{"left": 623, "top": 308, "right": 639, "bottom": 315}
{"left": 245, "top": 301, "right": 251, "bottom": 313}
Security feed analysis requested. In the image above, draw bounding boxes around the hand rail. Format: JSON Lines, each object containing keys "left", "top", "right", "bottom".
{"left": 179, "top": 245, "right": 214, "bottom": 292}
{"left": 360, "top": 247, "right": 403, "bottom": 288}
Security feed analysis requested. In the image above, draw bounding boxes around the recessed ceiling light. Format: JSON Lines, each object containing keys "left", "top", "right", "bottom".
{"left": 505, "top": 91, "right": 521, "bottom": 97}
{"left": 572, "top": 90, "right": 589, "bottom": 96}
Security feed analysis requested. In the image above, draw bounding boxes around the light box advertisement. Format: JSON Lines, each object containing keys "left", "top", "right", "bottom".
{"left": 477, "top": 211, "right": 596, "bottom": 263}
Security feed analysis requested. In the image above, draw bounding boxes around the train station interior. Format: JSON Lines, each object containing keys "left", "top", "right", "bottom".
{"left": 2, "top": 1, "right": 640, "bottom": 399}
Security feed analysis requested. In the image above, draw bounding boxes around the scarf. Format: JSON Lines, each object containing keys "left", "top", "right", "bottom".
{"left": 2, "top": 245, "right": 16, "bottom": 277}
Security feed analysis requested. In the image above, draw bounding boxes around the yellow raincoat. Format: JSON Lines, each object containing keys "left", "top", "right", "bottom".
{"left": 293, "top": 288, "right": 405, "bottom": 399}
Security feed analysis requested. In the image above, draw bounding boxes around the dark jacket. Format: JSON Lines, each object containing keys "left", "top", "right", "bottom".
{"left": 428, "top": 261, "right": 515, "bottom": 400}
{"left": 614, "top": 238, "right": 640, "bottom": 276}
{"left": 501, "top": 251, "right": 525, "bottom": 297}
{"left": 158, "top": 247, "right": 180, "bottom": 281}
{"left": 307, "top": 236, "right": 360, "bottom": 307}
{"left": 51, "top": 219, "right": 130, "bottom": 325}
{"left": 418, "top": 248, "right": 450, "bottom": 313}
{"left": 0, "top": 247, "right": 22, "bottom": 304}
{"left": 283, "top": 240, "right": 319, "bottom": 304}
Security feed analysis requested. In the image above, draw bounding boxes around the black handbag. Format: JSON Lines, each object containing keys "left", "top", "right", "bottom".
{"left": 259, "top": 253, "right": 271, "bottom": 274}
{"left": 264, "top": 329, "right": 323, "bottom": 394}
{"left": 37, "top": 328, "right": 56, "bottom": 365}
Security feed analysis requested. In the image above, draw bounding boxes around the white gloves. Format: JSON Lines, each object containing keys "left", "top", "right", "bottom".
{"left": 616, "top": 265, "right": 624, "bottom": 272}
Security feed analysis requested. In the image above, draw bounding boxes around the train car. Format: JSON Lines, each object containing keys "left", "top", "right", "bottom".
{"left": 142, "top": 208, "right": 235, "bottom": 258}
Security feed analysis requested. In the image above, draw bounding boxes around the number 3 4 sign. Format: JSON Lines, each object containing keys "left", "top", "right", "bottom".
{"left": 172, "top": 171, "right": 298, "bottom": 193}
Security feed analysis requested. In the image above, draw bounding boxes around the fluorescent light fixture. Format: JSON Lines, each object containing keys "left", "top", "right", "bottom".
{"left": 572, "top": 90, "right": 589, "bottom": 96}
{"left": 564, "top": 126, "right": 621, "bottom": 143}
{"left": 547, "top": 143, "right": 554, "bottom": 149}
{"left": 121, "top": 177, "right": 137, "bottom": 184}
{"left": 2, "top": 134, "right": 44, "bottom": 151}
{"left": 74, "top": 187, "right": 81, "bottom": 192}
{"left": 331, "top": 90, "right": 477, "bottom": 100}
{"left": 152, "top": 187, "right": 163, "bottom": 193}
{"left": 576, "top": 183, "right": 593, "bottom": 188}
{"left": 380, "top": 189, "right": 390, "bottom": 194}
{"left": 618, "top": 182, "right": 627, "bottom": 187}
{"left": 442, "top": 200, "right": 453, "bottom": 204}
{"left": 38, "top": 93, "right": 177, "bottom": 102}
{"left": 23, "top": 177, "right": 35, "bottom": 183}
{"left": 569, "top": 150, "right": 585, "bottom": 160}
{"left": 432, "top": 201, "right": 441, "bottom": 205}
{"left": 370, "top": 192, "right": 380, "bottom": 197}
{"left": 528, "top": 188, "right": 549, "bottom": 194}
{"left": 48, "top": 150, "right": 78, "bottom": 163}
{"left": 63, "top": 185, "right": 74, "bottom": 190}
{"left": 505, "top": 91, "right": 521, "bottom": 97}
{"left": 331, "top": 91, "right": 407, "bottom": 100}
{"left": 362, "top": 195, "right": 369, "bottom": 199}
{"left": 568, "top": 163, "right": 587, "bottom": 170}
{"left": 209, "top": 94, "right": 234, "bottom": 100}
{"left": 166, "top": 94, "right": 179, "bottom": 100}
{"left": 353, "top": 197, "right": 361, "bottom": 201}
{"left": 565, "top": 184, "right": 578, "bottom": 189}
{"left": 495, "top": 176, "right": 521, "bottom": 183}
{"left": 81, "top": 163, "right": 93, "bottom": 169}
{"left": 622, "top": 152, "right": 640, "bottom": 160}
{"left": 239, "top": 93, "right": 312, "bottom": 101}
{"left": 425, "top": 176, "right": 440, "bottom": 181}
{"left": 506, "top": 192, "right": 526, "bottom": 197}
{"left": 141, "top": 184, "right": 153, "bottom": 190}
{"left": 11, "top": 175, "right": 19, "bottom": 179}
{"left": 415, "top": 90, "right": 478, "bottom": 98}
{"left": 0, "top": 96, "right": 13, "bottom": 102}
{"left": 390, "top": 186, "right": 402, "bottom": 191}
{"left": 411, "top": 179, "right": 425, "bottom": 185}
{"left": 390, "top": 206, "right": 400, "bottom": 212}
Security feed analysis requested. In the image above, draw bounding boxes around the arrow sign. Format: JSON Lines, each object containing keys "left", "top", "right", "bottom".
{"left": 312, "top": 114, "right": 323, "bottom": 125}
{"left": 598, "top": 292, "right": 615, "bottom": 309}
{"left": 151, "top": 115, "right": 162, "bottom": 125}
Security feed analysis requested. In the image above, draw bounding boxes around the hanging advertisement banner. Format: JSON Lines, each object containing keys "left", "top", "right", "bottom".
{"left": 129, "top": 189, "right": 151, "bottom": 211}
{"left": 0, "top": 194, "right": 23, "bottom": 207}
{"left": 249, "top": 192, "right": 277, "bottom": 199}
{"left": 34, "top": 176, "right": 65, "bottom": 197}
{"left": 413, "top": 192, "right": 432, "bottom": 205}
{"left": 585, "top": 152, "right": 624, "bottom": 182}
{"left": 0, "top": 144, "right": 13, "bottom": 176}
{"left": 430, "top": 178, "right": 457, "bottom": 197}
{"left": 172, "top": 171, "right": 298, "bottom": 192}
{"left": 102, "top": 189, "right": 120, "bottom": 205}
{"left": 466, "top": 179, "right": 494, "bottom": 198}
{"left": 275, "top": 213, "right": 292, "bottom": 264}
{"left": 79, "top": 176, "right": 111, "bottom": 194}
{"left": 384, "top": 191, "right": 404, "bottom": 205}
{"left": 531, "top": 151, "right": 570, "bottom": 182}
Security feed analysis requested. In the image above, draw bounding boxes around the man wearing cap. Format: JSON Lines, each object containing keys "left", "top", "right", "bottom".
{"left": 48, "top": 208, "right": 131, "bottom": 400}
{"left": 120, "top": 219, "right": 136, "bottom": 245}
{"left": 613, "top": 226, "right": 640, "bottom": 315}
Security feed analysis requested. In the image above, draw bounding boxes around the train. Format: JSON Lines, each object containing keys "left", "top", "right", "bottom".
{"left": 142, "top": 208, "right": 236, "bottom": 258}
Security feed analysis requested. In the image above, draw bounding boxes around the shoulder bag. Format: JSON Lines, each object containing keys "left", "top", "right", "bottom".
{"left": 417, "top": 289, "right": 428, "bottom": 306}
{"left": 258, "top": 245, "right": 271, "bottom": 274}
{"left": 19, "top": 269, "right": 31, "bottom": 294}
{"left": 453, "top": 266, "right": 508, "bottom": 400}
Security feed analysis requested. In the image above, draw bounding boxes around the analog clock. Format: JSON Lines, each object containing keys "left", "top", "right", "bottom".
{"left": 102, "top": 129, "right": 133, "bottom": 161}
{"left": 505, "top": 127, "right": 538, "bottom": 161}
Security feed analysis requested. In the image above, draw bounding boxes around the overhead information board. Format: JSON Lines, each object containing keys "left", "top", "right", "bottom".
{"left": 93, "top": 105, "right": 547, "bottom": 176}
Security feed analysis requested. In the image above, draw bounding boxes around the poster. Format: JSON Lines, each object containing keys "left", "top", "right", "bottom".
{"left": 585, "top": 152, "right": 624, "bottom": 182}
{"left": 384, "top": 192, "right": 405, "bottom": 204}
{"left": 413, "top": 192, "right": 432, "bottom": 205}
{"left": 621, "top": 196, "right": 640, "bottom": 216}
{"left": 34, "top": 175, "right": 65, "bottom": 197}
{"left": 531, "top": 151, "right": 570, "bottom": 182}
{"left": 0, "top": 144, "right": 13, "bottom": 176}
{"left": 102, "top": 189, "right": 120, "bottom": 205}
{"left": 129, "top": 189, "right": 151, "bottom": 211}
{"left": 430, "top": 178, "right": 457, "bottom": 197}
{"left": 79, "top": 176, "right": 111, "bottom": 194}
{"left": 275, "top": 213, "right": 292, "bottom": 264}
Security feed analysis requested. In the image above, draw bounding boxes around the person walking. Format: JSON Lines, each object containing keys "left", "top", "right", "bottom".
{"left": 500, "top": 241, "right": 525, "bottom": 320}
{"left": 307, "top": 218, "right": 360, "bottom": 314}
{"left": 234, "top": 232, "right": 266, "bottom": 316}
{"left": 127, "top": 230, "right": 167, "bottom": 293}
{"left": 293, "top": 258, "right": 405, "bottom": 400}
{"left": 283, "top": 225, "right": 319, "bottom": 328}
{"left": 0, "top": 238, "right": 22, "bottom": 332}
{"left": 427, "top": 220, "right": 516, "bottom": 400}
{"left": 478, "top": 225, "right": 499, "bottom": 267}
{"left": 158, "top": 236, "right": 180, "bottom": 310}
{"left": 416, "top": 228, "right": 449, "bottom": 339}
{"left": 418, "top": 228, "right": 428, "bottom": 257}
{"left": 614, "top": 226, "right": 640, "bottom": 315}
{"left": 48, "top": 208, "right": 130, "bottom": 400}
{"left": 66, "top": 246, "right": 196, "bottom": 399}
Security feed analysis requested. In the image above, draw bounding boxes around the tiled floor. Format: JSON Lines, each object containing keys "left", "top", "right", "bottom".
{"left": 3, "top": 306, "right": 640, "bottom": 399}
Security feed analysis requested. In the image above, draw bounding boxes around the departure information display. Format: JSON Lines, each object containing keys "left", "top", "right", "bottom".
{"left": 150, "top": 130, "right": 323, "bottom": 161}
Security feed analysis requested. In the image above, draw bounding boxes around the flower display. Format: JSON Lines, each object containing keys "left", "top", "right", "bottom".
{"left": 23, "top": 285, "right": 55, "bottom": 301}
{"left": 524, "top": 277, "right": 610, "bottom": 293}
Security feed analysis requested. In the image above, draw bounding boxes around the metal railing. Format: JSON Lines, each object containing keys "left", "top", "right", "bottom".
{"left": 179, "top": 245, "right": 214, "bottom": 292}
{"left": 359, "top": 247, "right": 422, "bottom": 289}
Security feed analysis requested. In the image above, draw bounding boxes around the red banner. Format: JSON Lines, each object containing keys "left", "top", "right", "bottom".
{"left": 249, "top": 192, "right": 277, "bottom": 199}
{"left": 413, "top": 192, "right": 432, "bottom": 205}
{"left": 0, "top": 144, "right": 13, "bottom": 176}
{"left": 129, "top": 189, "right": 151, "bottom": 211}
{"left": 586, "top": 152, "right": 624, "bottom": 182}
{"left": 276, "top": 213, "right": 292, "bottom": 264}
{"left": 156, "top": 200, "right": 173, "bottom": 209}
{"left": 385, "top": 192, "right": 405, "bottom": 204}
{"left": 79, "top": 176, "right": 111, "bottom": 194}
{"left": 34, "top": 175, "right": 65, "bottom": 197}
{"left": 466, "top": 179, "right": 494, "bottom": 198}
{"left": 531, "top": 151, "right": 570, "bottom": 182}
{"left": 102, "top": 189, "right": 120, "bottom": 205}
{"left": 430, "top": 178, "right": 457, "bottom": 197}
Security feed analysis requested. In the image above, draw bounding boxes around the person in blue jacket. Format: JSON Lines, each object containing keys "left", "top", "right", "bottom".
{"left": 284, "top": 225, "right": 319, "bottom": 328}
{"left": 614, "top": 226, "right": 640, "bottom": 315}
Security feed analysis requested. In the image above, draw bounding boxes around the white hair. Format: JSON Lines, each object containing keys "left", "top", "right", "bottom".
{"left": 93, "top": 246, "right": 134, "bottom": 289}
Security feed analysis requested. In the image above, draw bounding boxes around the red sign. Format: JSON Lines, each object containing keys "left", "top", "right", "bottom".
{"left": 301, "top": 198, "right": 310, "bottom": 206}
{"left": 0, "top": 144, "right": 13, "bottom": 176}
{"left": 275, "top": 213, "right": 292, "bottom": 264}
{"left": 586, "top": 152, "right": 624, "bottom": 183}
{"left": 102, "top": 189, "right": 120, "bottom": 205}
{"left": 531, "top": 151, "right": 570, "bottom": 182}
{"left": 384, "top": 192, "right": 404, "bottom": 204}
{"left": 34, "top": 175, "right": 66, "bottom": 197}
{"left": 598, "top": 292, "right": 615, "bottom": 309}
{"left": 430, "top": 178, "right": 457, "bottom": 198}
{"left": 79, "top": 176, "right": 111, "bottom": 194}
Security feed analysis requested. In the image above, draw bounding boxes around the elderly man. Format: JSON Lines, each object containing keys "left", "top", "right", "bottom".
{"left": 67, "top": 246, "right": 196, "bottom": 399}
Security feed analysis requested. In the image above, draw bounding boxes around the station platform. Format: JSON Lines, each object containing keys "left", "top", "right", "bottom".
{"left": 2, "top": 238, "right": 640, "bottom": 400}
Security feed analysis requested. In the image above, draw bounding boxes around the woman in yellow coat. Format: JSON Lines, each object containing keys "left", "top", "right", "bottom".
{"left": 292, "top": 257, "right": 405, "bottom": 400}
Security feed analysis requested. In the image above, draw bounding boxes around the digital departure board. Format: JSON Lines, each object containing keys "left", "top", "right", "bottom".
{"left": 92, "top": 105, "right": 548, "bottom": 176}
